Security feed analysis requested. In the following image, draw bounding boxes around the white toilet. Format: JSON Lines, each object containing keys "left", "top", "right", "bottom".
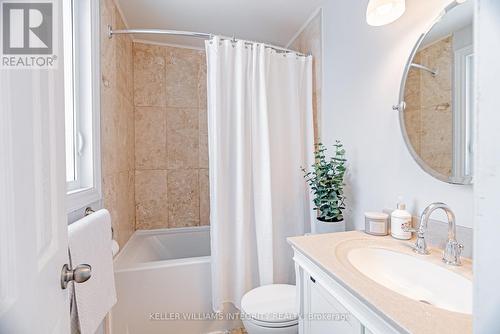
{"left": 240, "top": 284, "right": 298, "bottom": 334}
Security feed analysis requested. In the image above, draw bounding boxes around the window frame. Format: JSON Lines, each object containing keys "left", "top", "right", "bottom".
{"left": 64, "top": 0, "right": 101, "bottom": 212}
{"left": 452, "top": 44, "right": 474, "bottom": 182}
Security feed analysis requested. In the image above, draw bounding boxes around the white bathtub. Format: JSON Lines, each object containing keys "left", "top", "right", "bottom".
{"left": 110, "top": 226, "right": 241, "bottom": 334}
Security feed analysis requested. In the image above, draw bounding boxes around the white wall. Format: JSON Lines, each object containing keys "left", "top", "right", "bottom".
{"left": 473, "top": 0, "right": 500, "bottom": 331}
{"left": 320, "top": 0, "right": 473, "bottom": 229}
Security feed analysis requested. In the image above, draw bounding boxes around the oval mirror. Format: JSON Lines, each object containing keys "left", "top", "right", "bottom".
{"left": 396, "top": 0, "right": 474, "bottom": 184}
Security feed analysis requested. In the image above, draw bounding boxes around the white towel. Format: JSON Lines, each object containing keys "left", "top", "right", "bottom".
{"left": 68, "top": 209, "right": 117, "bottom": 334}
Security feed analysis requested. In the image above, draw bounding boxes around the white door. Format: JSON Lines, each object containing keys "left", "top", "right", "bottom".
{"left": 0, "top": 0, "right": 70, "bottom": 332}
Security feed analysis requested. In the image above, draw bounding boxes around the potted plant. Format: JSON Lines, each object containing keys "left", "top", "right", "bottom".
{"left": 302, "top": 141, "right": 347, "bottom": 234}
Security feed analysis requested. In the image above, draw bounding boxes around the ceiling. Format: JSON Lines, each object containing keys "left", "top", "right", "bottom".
{"left": 115, "top": 0, "right": 323, "bottom": 49}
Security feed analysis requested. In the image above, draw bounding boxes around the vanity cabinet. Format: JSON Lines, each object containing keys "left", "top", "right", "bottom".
{"left": 305, "top": 274, "right": 362, "bottom": 333}
{"left": 293, "top": 248, "right": 402, "bottom": 334}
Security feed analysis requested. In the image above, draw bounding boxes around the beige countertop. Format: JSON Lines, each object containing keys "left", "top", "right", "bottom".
{"left": 287, "top": 231, "right": 472, "bottom": 334}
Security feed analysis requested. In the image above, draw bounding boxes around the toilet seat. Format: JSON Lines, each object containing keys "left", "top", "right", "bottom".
{"left": 247, "top": 317, "right": 298, "bottom": 329}
{"left": 241, "top": 284, "right": 298, "bottom": 329}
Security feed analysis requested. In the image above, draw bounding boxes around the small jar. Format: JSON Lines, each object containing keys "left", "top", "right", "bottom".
{"left": 364, "top": 212, "right": 389, "bottom": 236}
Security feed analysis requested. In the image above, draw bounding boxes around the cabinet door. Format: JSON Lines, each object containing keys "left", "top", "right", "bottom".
{"left": 306, "top": 276, "right": 363, "bottom": 334}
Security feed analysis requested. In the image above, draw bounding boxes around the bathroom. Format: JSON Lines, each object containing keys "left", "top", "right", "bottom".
{"left": 0, "top": 0, "right": 499, "bottom": 333}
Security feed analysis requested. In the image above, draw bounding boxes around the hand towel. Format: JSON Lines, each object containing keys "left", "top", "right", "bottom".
{"left": 68, "top": 209, "right": 117, "bottom": 334}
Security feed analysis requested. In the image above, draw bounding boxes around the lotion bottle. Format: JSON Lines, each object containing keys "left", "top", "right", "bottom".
{"left": 391, "top": 200, "right": 412, "bottom": 240}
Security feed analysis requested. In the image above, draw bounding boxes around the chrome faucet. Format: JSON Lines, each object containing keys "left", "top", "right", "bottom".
{"left": 402, "top": 202, "right": 463, "bottom": 266}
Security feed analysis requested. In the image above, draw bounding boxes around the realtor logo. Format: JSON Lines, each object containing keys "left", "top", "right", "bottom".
{"left": 1, "top": 1, "right": 56, "bottom": 68}
{"left": 3, "top": 2, "right": 52, "bottom": 54}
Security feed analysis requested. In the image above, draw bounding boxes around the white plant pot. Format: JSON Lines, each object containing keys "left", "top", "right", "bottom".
{"left": 314, "top": 218, "right": 345, "bottom": 234}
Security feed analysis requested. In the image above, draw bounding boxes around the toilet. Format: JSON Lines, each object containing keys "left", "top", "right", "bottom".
{"left": 240, "top": 284, "right": 298, "bottom": 334}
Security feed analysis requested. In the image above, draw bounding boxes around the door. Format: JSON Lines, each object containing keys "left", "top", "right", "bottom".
{"left": 0, "top": 0, "right": 70, "bottom": 332}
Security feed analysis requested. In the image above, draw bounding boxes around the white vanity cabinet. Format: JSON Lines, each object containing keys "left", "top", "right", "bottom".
{"left": 293, "top": 248, "right": 402, "bottom": 334}
{"left": 305, "top": 274, "right": 363, "bottom": 333}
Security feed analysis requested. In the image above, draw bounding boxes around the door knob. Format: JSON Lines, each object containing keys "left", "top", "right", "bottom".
{"left": 61, "top": 263, "right": 92, "bottom": 289}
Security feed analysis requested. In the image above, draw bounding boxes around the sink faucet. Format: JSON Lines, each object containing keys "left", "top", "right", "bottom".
{"left": 402, "top": 202, "right": 463, "bottom": 266}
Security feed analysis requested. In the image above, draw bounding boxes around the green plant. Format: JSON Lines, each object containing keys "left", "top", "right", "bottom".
{"left": 302, "top": 141, "right": 347, "bottom": 222}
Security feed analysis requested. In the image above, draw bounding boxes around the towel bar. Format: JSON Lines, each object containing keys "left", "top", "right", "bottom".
{"left": 84, "top": 207, "right": 95, "bottom": 216}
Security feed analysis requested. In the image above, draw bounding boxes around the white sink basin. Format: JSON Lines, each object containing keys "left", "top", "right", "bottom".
{"left": 347, "top": 248, "right": 472, "bottom": 314}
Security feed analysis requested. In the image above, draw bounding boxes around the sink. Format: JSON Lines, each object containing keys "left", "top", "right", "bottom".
{"left": 347, "top": 247, "right": 472, "bottom": 314}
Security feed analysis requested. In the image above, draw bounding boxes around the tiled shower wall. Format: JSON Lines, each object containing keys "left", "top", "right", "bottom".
{"left": 100, "top": 0, "right": 136, "bottom": 247}
{"left": 404, "top": 36, "right": 453, "bottom": 176}
{"left": 133, "top": 42, "right": 209, "bottom": 229}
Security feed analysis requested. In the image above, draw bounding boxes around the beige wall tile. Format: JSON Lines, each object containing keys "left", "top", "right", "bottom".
{"left": 199, "top": 169, "right": 210, "bottom": 226}
{"left": 116, "top": 93, "right": 132, "bottom": 171}
{"left": 404, "top": 106, "right": 422, "bottom": 155}
{"left": 102, "top": 173, "right": 118, "bottom": 244}
{"left": 199, "top": 107, "right": 208, "bottom": 168}
{"left": 135, "top": 170, "right": 168, "bottom": 229}
{"left": 135, "top": 106, "right": 167, "bottom": 169}
{"left": 166, "top": 107, "right": 199, "bottom": 169}
{"left": 100, "top": 0, "right": 135, "bottom": 245}
{"left": 127, "top": 102, "right": 135, "bottom": 171}
{"left": 199, "top": 108, "right": 207, "bottom": 134}
{"left": 419, "top": 37, "right": 452, "bottom": 109}
{"left": 167, "top": 169, "right": 200, "bottom": 227}
{"left": 100, "top": 0, "right": 116, "bottom": 89}
{"left": 403, "top": 37, "right": 453, "bottom": 176}
{"left": 404, "top": 67, "right": 421, "bottom": 108}
{"left": 115, "top": 9, "right": 133, "bottom": 102}
{"left": 127, "top": 171, "right": 136, "bottom": 232}
{"left": 101, "top": 92, "right": 132, "bottom": 175}
{"left": 103, "top": 171, "right": 134, "bottom": 248}
{"left": 133, "top": 43, "right": 166, "bottom": 107}
{"left": 101, "top": 88, "right": 118, "bottom": 177}
{"left": 199, "top": 133, "right": 208, "bottom": 169}
{"left": 131, "top": 43, "right": 210, "bottom": 230}
{"left": 198, "top": 56, "right": 207, "bottom": 109}
{"left": 420, "top": 105, "right": 453, "bottom": 175}
{"left": 165, "top": 48, "right": 201, "bottom": 108}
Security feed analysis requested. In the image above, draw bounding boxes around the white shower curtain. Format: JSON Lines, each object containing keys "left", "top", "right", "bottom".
{"left": 205, "top": 36, "right": 315, "bottom": 312}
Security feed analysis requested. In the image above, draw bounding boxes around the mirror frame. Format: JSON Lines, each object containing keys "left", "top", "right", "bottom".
{"left": 394, "top": 1, "right": 473, "bottom": 185}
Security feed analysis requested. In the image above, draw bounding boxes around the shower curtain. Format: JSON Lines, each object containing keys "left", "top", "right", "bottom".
{"left": 205, "top": 36, "right": 315, "bottom": 312}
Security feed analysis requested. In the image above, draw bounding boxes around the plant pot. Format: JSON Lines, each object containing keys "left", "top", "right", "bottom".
{"left": 313, "top": 217, "right": 345, "bottom": 234}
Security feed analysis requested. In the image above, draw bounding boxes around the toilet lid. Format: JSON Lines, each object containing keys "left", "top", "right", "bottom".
{"left": 241, "top": 284, "right": 298, "bottom": 325}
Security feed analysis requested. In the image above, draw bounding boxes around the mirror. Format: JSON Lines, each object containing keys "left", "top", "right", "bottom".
{"left": 397, "top": 1, "right": 474, "bottom": 184}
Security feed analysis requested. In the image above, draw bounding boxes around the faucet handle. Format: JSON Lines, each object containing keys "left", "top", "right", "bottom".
{"left": 443, "top": 240, "right": 463, "bottom": 266}
{"left": 402, "top": 222, "right": 430, "bottom": 255}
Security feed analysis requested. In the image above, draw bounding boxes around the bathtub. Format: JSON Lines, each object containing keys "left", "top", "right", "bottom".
{"left": 110, "top": 226, "right": 241, "bottom": 334}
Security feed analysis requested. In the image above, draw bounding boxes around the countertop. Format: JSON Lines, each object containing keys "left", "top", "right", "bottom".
{"left": 287, "top": 231, "right": 473, "bottom": 334}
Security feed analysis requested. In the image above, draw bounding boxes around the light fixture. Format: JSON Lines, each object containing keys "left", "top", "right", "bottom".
{"left": 366, "top": 0, "right": 406, "bottom": 26}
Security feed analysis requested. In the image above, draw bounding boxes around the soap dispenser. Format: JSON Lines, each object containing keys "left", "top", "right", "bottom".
{"left": 391, "top": 199, "right": 412, "bottom": 240}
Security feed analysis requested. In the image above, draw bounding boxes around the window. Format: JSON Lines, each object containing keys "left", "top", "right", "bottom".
{"left": 63, "top": 0, "right": 101, "bottom": 212}
{"left": 452, "top": 44, "right": 474, "bottom": 182}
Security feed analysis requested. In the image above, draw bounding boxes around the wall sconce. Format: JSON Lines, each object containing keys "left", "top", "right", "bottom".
{"left": 366, "top": 0, "right": 406, "bottom": 26}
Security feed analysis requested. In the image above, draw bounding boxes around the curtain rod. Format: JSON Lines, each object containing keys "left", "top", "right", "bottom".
{"left": 411, "top": 63, "right": 438, "bottom": 77}
{"left": 107, "top": 25, "right": 307, "bottom": 56}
